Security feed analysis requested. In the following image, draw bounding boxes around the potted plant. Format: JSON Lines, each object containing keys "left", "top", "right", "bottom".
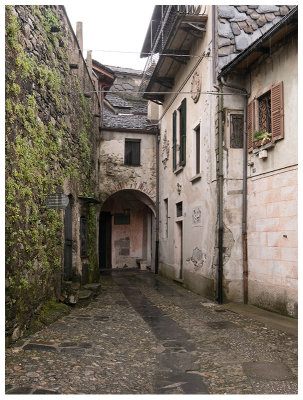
{"left": 253, "top": 129, "right": 272, "bottom": 148}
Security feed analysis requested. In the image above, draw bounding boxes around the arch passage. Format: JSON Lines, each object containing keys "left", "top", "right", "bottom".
{"left": 99, "top": 190, "right": 156, "bottom": 270}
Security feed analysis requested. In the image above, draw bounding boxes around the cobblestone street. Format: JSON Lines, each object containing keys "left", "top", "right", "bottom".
{"left": 5, "top": 270, "right": 298, "bottom": 395}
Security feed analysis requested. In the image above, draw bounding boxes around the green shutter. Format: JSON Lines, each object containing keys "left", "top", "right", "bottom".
{"left": 180, "top": 98, "right": 186, "bottom": 166}
{"left": 173, "top": 110, "right": 177, "bottom": 170}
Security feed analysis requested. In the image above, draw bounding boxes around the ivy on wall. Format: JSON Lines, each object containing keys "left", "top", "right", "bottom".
{"left": 5, "top": 5, "right": 99, "bottom": 339}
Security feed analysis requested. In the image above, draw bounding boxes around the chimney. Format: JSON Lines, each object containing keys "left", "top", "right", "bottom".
{"left": 86, "top": 50, "right": 93, "bottom": 79}
{"left": 76, "top": 21, "right": 83, "bottom": 53}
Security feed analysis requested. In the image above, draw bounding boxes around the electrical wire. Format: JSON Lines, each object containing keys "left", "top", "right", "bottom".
{"left": 65, "top": 47, "right": 212, "bottom": 59}
{"left": 81, "top": 90, "right": 239, "bottom": 96}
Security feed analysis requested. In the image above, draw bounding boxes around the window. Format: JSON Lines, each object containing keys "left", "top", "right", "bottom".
{"left": 230, "top": 114, "right": 243, "bottom": 149}
{"left": 114, "top": 209, "right": 130, "bottom": 225}
{"left": 176, "top": 201, "right": 183, "bottom": 217}
{"left": 258, "top": 91, "right": 271, "bottom": 134}
{"left": 163, "top": 198, "right": 168, "bottom": 238}
{"left": 247, "top": 81, "right": 284, "bottom": 152}
{"left": 172, "top": 98, "right": 187, "bottom": 170}
{"left": 125, "top": 139, "right": 140, "bottom": 165}
{"left": 195, "top": 124, "right": 201, "bottom": 174}
{"left": 80, "top": 217, "right": 88, "bottom": 257}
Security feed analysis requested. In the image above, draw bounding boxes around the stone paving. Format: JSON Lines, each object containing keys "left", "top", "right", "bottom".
{"left": 5, "top": 269, "right": 298, "bottom": 395}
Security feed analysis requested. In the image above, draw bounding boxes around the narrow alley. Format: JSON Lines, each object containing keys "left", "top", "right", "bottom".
{"left": 5, "top": 269, "right": 297, "bottom": 395}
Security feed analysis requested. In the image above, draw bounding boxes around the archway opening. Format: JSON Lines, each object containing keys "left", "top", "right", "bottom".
{"left": 99, "top": 190, "right": 156, "bottom": 271}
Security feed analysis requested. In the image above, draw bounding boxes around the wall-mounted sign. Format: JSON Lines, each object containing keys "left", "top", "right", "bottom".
{"left": 191, "top": 71, "right": 201, "bottom": 103}
{"left": 45, "top": 193, "right": 69, "bottom": 210}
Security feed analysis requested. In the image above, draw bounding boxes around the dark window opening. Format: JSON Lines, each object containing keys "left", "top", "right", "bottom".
{"left": 176, "top": 201, "right": 183, "bottom": 217}
{"left": 173, "top": 99, "right": 186, "bottom": 171}
{"left": 125, "top": 140, "right": 140, "bottom": 166}
{"left": 258, "top": 91, "right": 271, "bottom": 134}
{"left": 230, "top": 114, "right": 244, "bottom": 148}
{"left": 195, "top": 125, "right": 201, "bottom": 173}
{"left": 164, "top": 198, "right": 168, "bottom": 238}
{"left": 114, "top": 209, "right": 130, "bottom": 225}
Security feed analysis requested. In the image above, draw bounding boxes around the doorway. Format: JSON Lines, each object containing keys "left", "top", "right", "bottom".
{"left": 99, "top": 211, "right": 112, "bottom": 269}
{"left": 64, "top": 201, "right": 73, "bottom": 280}
{"left": 176, "top": 221, "right": 183, "bottom": 279}
{"left": 99, "top": 190, "right": 156, "bottom": 270}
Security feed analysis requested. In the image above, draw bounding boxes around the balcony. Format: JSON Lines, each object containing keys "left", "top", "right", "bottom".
{"left": 140, "top": 5, "right": 208, "bottom": 102}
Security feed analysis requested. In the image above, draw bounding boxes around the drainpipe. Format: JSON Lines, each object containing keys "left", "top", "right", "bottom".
{"left": 219, "top": 76, "right": 249, "bottom": 304}
{"left": 212, "top": 5, "right": 223, "bottom": 304}
{"left": 217, "top": 88, "right": 224, "bottom": 304}
{"left": 155, "top": 130, "right": 160, "bottom": 274}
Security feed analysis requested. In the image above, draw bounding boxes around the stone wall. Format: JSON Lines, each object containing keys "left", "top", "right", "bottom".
{"left": 5, "top": 5, "right": 100, "bottom": 342}
{"left": 217, "top": 5, "right": 295, "bottom": 71}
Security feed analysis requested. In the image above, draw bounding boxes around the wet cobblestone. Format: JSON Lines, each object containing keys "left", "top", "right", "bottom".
{"left": 5, "top": 270, "right": 298, "bottom": 394}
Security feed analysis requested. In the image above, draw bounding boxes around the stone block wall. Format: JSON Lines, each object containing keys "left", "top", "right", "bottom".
{"left": 5, "top": 5, "right": 100, "bottom": 341}
{"left": 247, "top": 167, "right": 297, "bottom": 317}
{"left": 217, "top": 5, "right": 295, "bottom": 71}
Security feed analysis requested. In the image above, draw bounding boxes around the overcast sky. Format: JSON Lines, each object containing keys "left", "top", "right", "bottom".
{"left": 64, "top": 1, "right": 156, "bottom": 71}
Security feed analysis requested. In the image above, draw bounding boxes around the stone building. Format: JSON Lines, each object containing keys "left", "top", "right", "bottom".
{"left": 5, "top": 5, "right": 104, "bottom": 341}
{"left": 140, "top": 5, "right": 297, "bottom": 316}
{"left": 218, "top": 6, "right": 298, "bottom": 316}
{"left": 96, "top": 64, "right": 159, "bottom": 270}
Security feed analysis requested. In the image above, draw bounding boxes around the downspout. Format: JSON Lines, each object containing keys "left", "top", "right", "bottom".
{"left": 217, "top": 91, "right": 224, "bottom": 304}
{"left": 219, "top": 76, "right": 248, "bottom": 304}
{"left": 212, "top": 5, "right": 223, "bottom": 304}
{"left": 155, "top": 130, "right": 160, "bottom": 274}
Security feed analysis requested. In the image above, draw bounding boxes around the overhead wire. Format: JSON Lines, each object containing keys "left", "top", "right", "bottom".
{"left": 65, "top": 47, "right": 212, "bottom": 59}
{"left": 81, "top": 89, "right": 238, "bottom": 96}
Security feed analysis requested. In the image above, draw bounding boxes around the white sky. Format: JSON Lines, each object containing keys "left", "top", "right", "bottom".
{"left": 64, "top": 1, "right": 156, "bottom": 71}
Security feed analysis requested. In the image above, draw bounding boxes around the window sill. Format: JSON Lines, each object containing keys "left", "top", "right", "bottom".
{"left": 190, "top": 173, "right": 201, "bottom": 184}
{"left": 252, "top": 141, "right": 276, "bottom": 154}
{"left": 173, "top": 165, "right": 184, "bottom": 175}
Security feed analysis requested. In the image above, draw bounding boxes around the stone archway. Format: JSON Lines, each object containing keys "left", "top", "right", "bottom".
{"left": 99, "top": 189, "right": 156, "bottom": 270}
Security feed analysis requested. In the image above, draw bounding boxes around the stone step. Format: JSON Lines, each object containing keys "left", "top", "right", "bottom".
{"left": 139, "top": 260, "right": 151, "bottom": 271}
{"left": 82, "top": 283, "right": 101, "bottom": 296}
{"left": 77, "top": 289, "right": 93, "bottom": 301}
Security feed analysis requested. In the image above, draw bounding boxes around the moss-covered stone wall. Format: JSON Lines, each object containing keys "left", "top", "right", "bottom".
{"left": 5, "top": 5, "right": 100, "bottom": 342}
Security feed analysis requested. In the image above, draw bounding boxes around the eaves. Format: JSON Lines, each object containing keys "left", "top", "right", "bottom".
{"left": 100, "top": 126, "right": 159, "bottom": 135}
{"left": 218, "top": 6, "right": 298, "bottom": 78}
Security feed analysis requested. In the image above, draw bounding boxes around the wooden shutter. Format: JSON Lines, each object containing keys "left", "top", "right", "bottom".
{"left": 172, "top": 111, "right": 177, "bottom": 170}
{"left": 180, "top": 98, "right": 186, "bottom": 166}
{"left": 247, "top": 101, "right": 255, "bottom": 152}
{"left": 271, "top": 81, "right": 284, "bottom": 141}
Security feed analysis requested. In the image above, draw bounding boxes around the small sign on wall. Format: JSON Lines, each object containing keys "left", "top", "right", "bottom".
{"left": 192, "top": 206, "right": 202, "bottom": 226}
{"left": 45, "top": 193, "right": 69, "bottom": 210}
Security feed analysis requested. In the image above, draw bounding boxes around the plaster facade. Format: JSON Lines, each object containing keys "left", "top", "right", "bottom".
{"left": 141, "top": 5, "right": 297, "bottom": 315}
{"left": 156, "top": 6, "right": 219, "bottom": 297}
